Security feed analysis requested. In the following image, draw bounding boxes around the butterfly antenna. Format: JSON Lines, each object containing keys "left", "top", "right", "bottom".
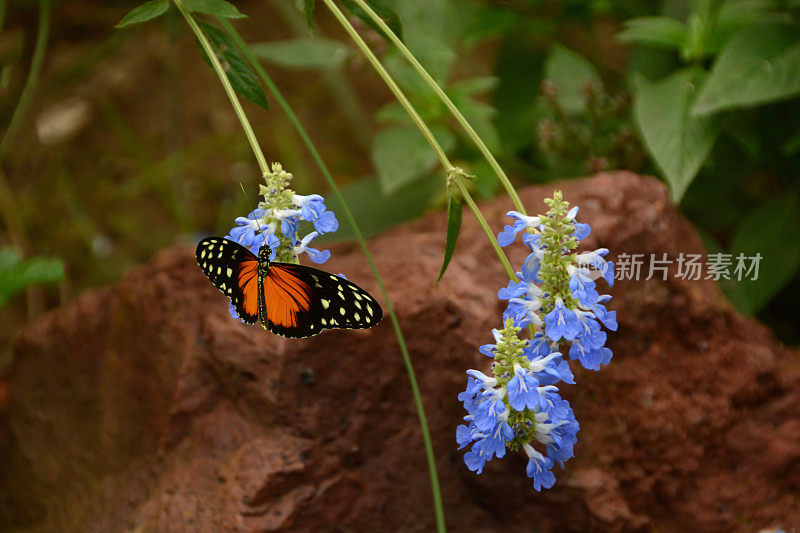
{"left": 239, "top": 182, "right": 266, "bottom": 236}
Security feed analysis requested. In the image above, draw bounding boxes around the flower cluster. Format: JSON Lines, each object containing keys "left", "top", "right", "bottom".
{"left": 224, "top": 162, "right": 339, "bottom": 319}
{"left": 458, "top": 191, "right": 616, "bottom": 490}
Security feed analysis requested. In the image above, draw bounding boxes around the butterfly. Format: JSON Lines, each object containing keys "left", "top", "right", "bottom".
{"left": 196, "top": 237, "right": 383, "bottom": 338}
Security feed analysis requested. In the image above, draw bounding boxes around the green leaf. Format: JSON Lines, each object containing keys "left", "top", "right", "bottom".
{"left": 693, "top": 25, "right": 800, "bottom": 116}
{"left": 342, "top": 0, "right": 403, "bottom": 41}
{"left": 250, "top": 38, "right": 349, "bottom": 70}
{"left": 708, "top": 1, "right": 793, "bottom": 55}
{"left": 116, "top": 0, "right": 169, "bottom": 28}
{"left": 436, "top": 186, "right": 463, "bottom": 283}
{"left": 321, "top": 176, "right": 441, "bottom": 241}
{"left": 617, "top": 16, "right": 689, "bottom": 50}
{"left": 372, "top": 125, "right": 455, "bottom": 194}
{"left": 633, "top": 68, "right": 721, "bottom": 202}
{"left": 448, "top": 77, "right": 500, "bottom": 152}
{"left": 183, "top": 0, "right": 245, "bottom": 18}
{"left": 303, "top": 0, "right": 315, "bottom": 31}
{"left": 781, "top": 124, "right": 800, "bottom": 156}
{"left": 0, "top": 248, "right": 65, "bottom": 306}
{"left": 726, "top": 195, "right": 800, "bottom": 315}
{"left": 196, "top": 21, "right": 269, "bottom": 110}
{"left": 543, "top": 44, "right": 601, "bottom": 113}
{"left": 389, "top": 0, "right": 462, "bottom": 82}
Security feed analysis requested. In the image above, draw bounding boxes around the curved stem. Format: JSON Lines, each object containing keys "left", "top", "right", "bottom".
{"left": 0, "top": 0, "right": 50, "bottom": 157}
{"left": 217, "top": 18, "right": 447, "bottom": 533}
{"left": 455, "top": 178, "right": 516, "bottom": 280}
{"left": 349, "top": 0, "right": 526, "bottom": 215}
{"left": 321, "top": 0, "right": 452, "bottom": 171}
{"left": 174, "top": 0, "right": 268, "bottom": 175}
{"left": 323, "top": 0, "right": 517, "bottom": 283}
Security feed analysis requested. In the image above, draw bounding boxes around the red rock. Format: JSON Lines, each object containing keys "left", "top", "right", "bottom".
{"left": 2, "top": 172, "right": 799, "bottom": 532}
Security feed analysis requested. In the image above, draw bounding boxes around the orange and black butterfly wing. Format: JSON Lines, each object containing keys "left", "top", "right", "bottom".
{"left": 196, "top": 237, "right": 260, "bottom": 325}
{"left": 260, "top": 262, "right": 383, "bottom": 338}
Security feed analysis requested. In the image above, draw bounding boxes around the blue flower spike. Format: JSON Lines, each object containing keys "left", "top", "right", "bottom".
{"left": 458, "top": 190, "right": 615, "bottom": 491}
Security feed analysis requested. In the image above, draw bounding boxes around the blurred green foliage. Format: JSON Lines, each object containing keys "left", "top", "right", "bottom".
{"left": 0, "top": 248, "right": 63, "bottom": 306}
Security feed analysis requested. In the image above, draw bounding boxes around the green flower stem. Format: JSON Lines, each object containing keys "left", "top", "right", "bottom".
{"left": 320, "top": 0, "right": 452, "bottom": 170}
{"left": 349, "top": 0, "right": 526, "bottom": 216}
{"left": 173, "top": 0, "right": 268, "bottom": 175}
{"left": 322, "top": 0, "right": 518, "bottom": 283}
{"left": 218, "top": 18, "right": 446, "bottom": 533}
{"left": 454, "top": 177, "right": 516, "bottom": 280}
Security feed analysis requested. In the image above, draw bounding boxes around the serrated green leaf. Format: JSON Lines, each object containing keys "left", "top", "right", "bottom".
{"left": 196, "top": 21, "right": 269, "bottom": 110}
{"left": 726, "top": 195, "right": 800, "bottom": 315}
{"left": 693, "top": 25, "right": 800, "bottom": 116}
{"left": 116, "top": 0, "right": 170, "bottom": 28}
{"left": 183, "top": 0, "right": 245, "bottom": 18}
{"left": 320, "top": 176, "right": 441, "bottom": 241}
{"left": 372, "top": 125, "right": 456, "bottom": 194}
{"left": 0, "top": 249, "right": 65, "bottom": 306}
{"left": 633, "top": 68, "right": 721, "bottom": 202}
{"left": 617, "top": 16, "right": 688, "bottom": 50}
{"left": 250, "top": 38, "right": 349, "bottom": 69}
{"left": 436, "top": 188, "right": 462, "bottom": 283}
{"left": 342, "top": 0, "right": 403, "bottom": 42}
{"left": 543, "top": 44, "right": 601, "bottom": 113}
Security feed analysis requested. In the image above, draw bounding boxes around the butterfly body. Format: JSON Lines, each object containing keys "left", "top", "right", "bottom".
{"left": 196, "top": 237, "right": 382, "bottom": 338}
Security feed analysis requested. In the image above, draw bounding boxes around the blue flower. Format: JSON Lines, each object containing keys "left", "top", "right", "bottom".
{"left": 499, "top": 257, "right": 545, "bottom": 328}
{"left": 479, "top": 416, "right": 514, "bottom": 460}
{"left": 523, "top": 444, "right": 556, "bottom": 491}
{"left": 535, "top": 402, "right": 579, "bottom": 466}
{"left": 525, "top": 348, "right": 575, "bottom": 385}
{"left": 575, "top": 249, "right": 614, "bottom": 287}
{"left": 464, "top": 444, "right": 489, "bottom": 474}
{"left": 456, "top": 424, "right": 473, "bottom": 449}
{"left": 294, "top": 194, "right": 339, "bottom": 234}
{"left": 228, "top": 209, "right": 267, "bottom": 248}
{"left": 590, "top": 296, "right": 618, "bottom": 331}
{"left": 544, "top": 299, "right": 581, "bottom": 341}
{"left": 569, "top": 273, "right": 599, "bottom": 307}
{"left": 573, "top": 222, "right": 591, "bottom": 240}
{"left": 507, "top": 364, "right": 541, "bottom": 411}
{"left": 473, "top": 388, "right": 506, "bottom": 432}
{"left": 497, "top": 211, "right": 541, "bottom": 247}
{"left": 459, "top": 376, "right": 482, "bottom": 400}
{"left": 293, "top": 231, "right": 331, "bottom": 264}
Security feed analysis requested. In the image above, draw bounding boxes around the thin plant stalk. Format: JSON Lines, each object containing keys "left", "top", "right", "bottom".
{"left": 349, "top": 0, "right": 526, "bottom": 215}
{"left": 173, "top": 0, "right": 268, "bottom": 175}
{"left": 0, "top": 0, "right": 51, "bottom": 319}
{"left": 0, "top": 0, "right": 50, "bottom": 157}
{"left": 217, "top": 17, "right": 448, "bottom": 532}
{"left": 320, "top": 0, "right": 449, "bottom": 168}
{"left": 321, "top": 0, "right": 517, "bottom": 282}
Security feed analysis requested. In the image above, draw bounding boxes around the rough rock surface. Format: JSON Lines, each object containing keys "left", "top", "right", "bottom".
{"left": 2, "top": 172, "right": 799, "bottom": 532}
